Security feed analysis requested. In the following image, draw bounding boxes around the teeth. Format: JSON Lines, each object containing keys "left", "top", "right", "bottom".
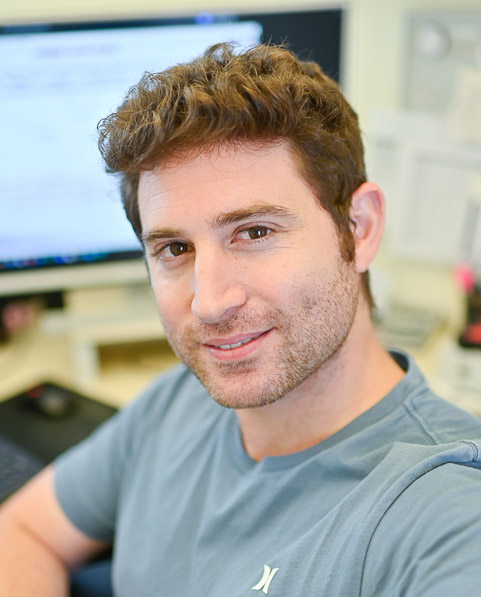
{"left": 217, "top": 334, "right": 260, "bottom": 350}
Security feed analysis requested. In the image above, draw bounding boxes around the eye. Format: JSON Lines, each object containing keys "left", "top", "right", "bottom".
{"left": 248, "top": 226, "right": 269, "bottom": 239}
{"left": 166, "top": 242, "right": 189, "bottom": 257}
{"left": 151, "top": 241, "right": 192, "bottom": 264}
{"left": 239, "top": 226, "right": 271, "bottom": 240}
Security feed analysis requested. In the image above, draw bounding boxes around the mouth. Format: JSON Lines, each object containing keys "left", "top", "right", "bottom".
{"left": 203, "top": 330, "right": 271, "bottom": 360}
{"left": 207, "top": 331, "right": 265, "bottom": 350}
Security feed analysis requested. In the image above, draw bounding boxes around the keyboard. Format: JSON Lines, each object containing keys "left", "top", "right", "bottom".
{"left": 0, "top": 434, "right": 45, "bottom": 503}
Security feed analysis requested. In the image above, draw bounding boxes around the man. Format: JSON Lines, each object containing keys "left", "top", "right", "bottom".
{"left": 1, "top": 43, "right": 481, "bottom": 596}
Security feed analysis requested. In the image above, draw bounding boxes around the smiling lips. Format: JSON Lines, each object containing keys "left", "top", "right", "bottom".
{"left": 213, "top": 332, "right": 264, "bottom": 350}
{"left": 204, "top": 330, "right": 270, "bottom": 356}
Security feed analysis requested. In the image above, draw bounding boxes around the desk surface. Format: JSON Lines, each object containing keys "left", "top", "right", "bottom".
{"left": 0, "top": 320, "right": 178, "bottom": 408}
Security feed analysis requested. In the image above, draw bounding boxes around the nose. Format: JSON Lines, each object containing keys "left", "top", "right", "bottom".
{"left": 191, "top": 249, "right": 247, "bottom": 324}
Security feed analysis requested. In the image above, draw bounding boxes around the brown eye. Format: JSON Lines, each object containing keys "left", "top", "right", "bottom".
{"left": 169, "top": 242, "right": 189, "bottom": 256}
{"left": 247, "top": 226, "right": 269, "bottom": 239}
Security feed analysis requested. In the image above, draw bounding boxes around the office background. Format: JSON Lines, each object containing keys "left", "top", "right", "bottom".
{"left": 2, "top": 0, "right": 479, "bottom": 120}
{"left": 1, "top": 0, "right": 480, "bottom": 413}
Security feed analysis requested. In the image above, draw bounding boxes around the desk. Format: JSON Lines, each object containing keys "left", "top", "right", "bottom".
{"left": 0, "top": 310, "right": 179, "bottom": 408}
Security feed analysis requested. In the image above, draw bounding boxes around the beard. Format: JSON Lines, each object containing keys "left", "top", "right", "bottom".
{"left": 162, "top": 257, "right": 359, "bottom": 410}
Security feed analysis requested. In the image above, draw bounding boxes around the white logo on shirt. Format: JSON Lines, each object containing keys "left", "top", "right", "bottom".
{"left": 251, "top": 564, "right": 279, "bottom": 594}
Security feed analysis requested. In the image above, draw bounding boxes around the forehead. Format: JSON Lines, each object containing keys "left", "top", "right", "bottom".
{"left": 137, "top": 141, "right": 339, "bottom": 249}
{"left": 138, "top": 141, "right": 311, "bottom": 208}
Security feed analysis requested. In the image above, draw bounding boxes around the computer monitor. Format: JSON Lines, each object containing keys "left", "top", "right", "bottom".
{"left": 0, "top": 8, "right": 344, "bottom": 298}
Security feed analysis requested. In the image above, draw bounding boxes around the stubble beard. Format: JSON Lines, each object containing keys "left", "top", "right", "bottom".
{"left": 164, "top": 258, "right": 359, "bottom": 410}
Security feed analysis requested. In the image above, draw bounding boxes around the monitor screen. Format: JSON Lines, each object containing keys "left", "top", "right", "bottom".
{"left": 0, "top": 8, "right": 343, "bottom": 297}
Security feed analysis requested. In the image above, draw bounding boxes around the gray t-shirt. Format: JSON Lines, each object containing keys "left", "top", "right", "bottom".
{"left": 54, "top": 351, "right": 481, "bottom": 596}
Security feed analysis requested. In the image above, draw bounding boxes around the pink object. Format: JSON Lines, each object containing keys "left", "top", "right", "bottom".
{"left": 453, "top": 263, "right": 475, "bottom": 294}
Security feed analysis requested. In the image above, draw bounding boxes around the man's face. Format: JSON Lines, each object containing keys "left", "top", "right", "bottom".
{"left": 139, "top": 142, "right": 360, "bottom": 409}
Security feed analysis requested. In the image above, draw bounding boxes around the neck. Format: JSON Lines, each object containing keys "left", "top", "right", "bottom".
{"left": 235, "top": 303, "right": 405, "bottom": 461}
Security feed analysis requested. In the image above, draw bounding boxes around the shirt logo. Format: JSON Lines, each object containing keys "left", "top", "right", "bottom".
{"left": 251, "top": 564, "right": 279, "bottom": 594}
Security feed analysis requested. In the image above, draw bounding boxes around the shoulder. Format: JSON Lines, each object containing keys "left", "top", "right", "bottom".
{"left": 404, "top": 386, "right": 481, "bottom": 443}
{"left": 390, "top": 350, "right": 481, "bottom": 444}
{"left": 113, "top": 363, "right": 221, "bottom": 451}
{"left": 362, "top": 459, "right": 481, "bottom": 596}
{"left": 52, "top": 364, "right": 222, "bottom": 540}
{"left": 55, "top": 363, "right": 219, "bottom": 478}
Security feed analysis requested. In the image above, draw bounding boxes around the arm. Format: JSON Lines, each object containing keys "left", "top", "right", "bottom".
{"left": 0, "top": 466, "right": 110, "bottom": 596}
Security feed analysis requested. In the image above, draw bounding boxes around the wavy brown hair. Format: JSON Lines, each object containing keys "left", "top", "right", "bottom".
{"left": 98, "top": 43, "right": 373, "bottom": 306}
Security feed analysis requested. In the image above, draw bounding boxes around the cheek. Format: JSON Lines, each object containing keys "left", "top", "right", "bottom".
{"left": 260, "top": 261, "right": 312, "bottom": 307}
{"left": 272, "top": 247, "right": 325, "bottom": 292}
{"left": 151, "top": 278, "right": 192, "bottom": 329}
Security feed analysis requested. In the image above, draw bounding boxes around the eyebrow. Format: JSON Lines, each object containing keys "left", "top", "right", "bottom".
{"left": 141, "top": 227, "right": 183, "bottom": 245}
{"left": 141, "top": 203, "right": 296, "bottom": 246}
{"left": 210, "top": 203, "right": 295, "bottom": 228}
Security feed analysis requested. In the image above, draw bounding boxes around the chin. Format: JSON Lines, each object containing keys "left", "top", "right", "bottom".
{"left": 193, "top": 363, "right": 307, "bottom": 411}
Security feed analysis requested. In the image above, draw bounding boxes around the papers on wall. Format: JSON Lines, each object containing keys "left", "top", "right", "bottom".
{"left": 366, "top": 111, "right": 481, "bottom": 268}
{"left": 448, "top": 67, "right": 481, "bottom": 145}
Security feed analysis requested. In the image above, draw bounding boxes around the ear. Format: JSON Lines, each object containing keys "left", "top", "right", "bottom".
{"left": 349, "top": 182, "right": 385, "bottom": 273}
